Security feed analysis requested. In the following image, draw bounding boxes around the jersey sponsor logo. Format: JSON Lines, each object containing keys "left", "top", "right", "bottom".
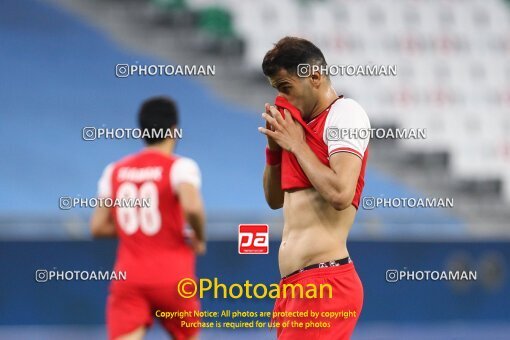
{"left": 238, "top": 224, "right": 269, "bottom": 254}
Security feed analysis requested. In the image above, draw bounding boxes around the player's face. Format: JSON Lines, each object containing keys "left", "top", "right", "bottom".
{"left": 269, "top": 69, "right": 317, "bottom": 119}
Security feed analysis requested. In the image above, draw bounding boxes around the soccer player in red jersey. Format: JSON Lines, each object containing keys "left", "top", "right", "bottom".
{"left": 259, "top": 37, "right": 370, "bottom": 339}
{"left": 90, "top": 96, "right": 206, "bottom": 340}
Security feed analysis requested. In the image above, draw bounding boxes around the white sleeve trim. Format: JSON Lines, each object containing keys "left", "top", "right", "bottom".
{"left": 97, "top": 163, "right": 114, "bottom": 198}
{"left": 170, "top": 157, "right": 202, "bottom": 193}
{"left": 323, "top": 98, "right": 371, "bottom": 159}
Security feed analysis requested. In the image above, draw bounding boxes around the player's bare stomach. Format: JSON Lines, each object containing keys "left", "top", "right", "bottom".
{"left": 279, "top": 188, "right": 357, "bottom": 277}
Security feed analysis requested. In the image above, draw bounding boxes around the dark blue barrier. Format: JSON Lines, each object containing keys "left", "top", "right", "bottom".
{"left": 0, "top": 240, "right": 508, "bottom": 325}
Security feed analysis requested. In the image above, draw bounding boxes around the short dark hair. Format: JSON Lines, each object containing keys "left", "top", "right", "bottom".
{"left": 262, "top": 36, "right": 327, "bottom": 77}
{"left": 137, "top": 96, "right": 179, "bottom": 145}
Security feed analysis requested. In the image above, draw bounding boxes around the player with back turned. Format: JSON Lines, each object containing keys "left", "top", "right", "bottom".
{"left": 90, "top": 96, "right": 206, "bottom": 340}
{"left": 258, "top": 37, "right": 370, "bottom": 339}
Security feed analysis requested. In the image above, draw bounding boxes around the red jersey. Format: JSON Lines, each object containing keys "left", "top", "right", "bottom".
{"left": 97, "top": 149, "right": 202, "bottom": 286}
{"left": 275, "top": 96, "right": 370, "bottom": 209}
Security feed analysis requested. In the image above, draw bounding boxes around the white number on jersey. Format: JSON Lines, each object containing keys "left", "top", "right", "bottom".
{"left": 116, "top": 181, "right": 161, "bottom": 236}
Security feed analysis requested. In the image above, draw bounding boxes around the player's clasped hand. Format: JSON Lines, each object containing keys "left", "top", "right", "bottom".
{"left": 258, "top": 104, "right": 305, "bottom": 153}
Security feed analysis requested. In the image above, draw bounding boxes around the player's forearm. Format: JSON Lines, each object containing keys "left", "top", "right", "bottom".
{"left": 178, "top": 183, "right": 207, "bottom": 242}
{"left": 185, "top": 209, "right": 206, "bottom": 242}
{"left": 263, "top": 164, "right": 284, "bottom": 209}
{"left": 90, "top": 207, "right": 117, "bottom": 238}
{"left": 292, "top": 143, "right": 351, "bottom": 210}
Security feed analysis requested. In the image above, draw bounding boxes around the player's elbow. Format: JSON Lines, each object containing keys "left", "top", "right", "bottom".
{"left": 267, "top": 199, "right": 283, "bottom": 210}
{"left": 330, "top": 199, "right": 351, "bottom": 211}
{"left": 264, "top": 193, "right": 283, "bottom": 210}
{"left": 330, "top": 191, "right": 354, "bottom": 211}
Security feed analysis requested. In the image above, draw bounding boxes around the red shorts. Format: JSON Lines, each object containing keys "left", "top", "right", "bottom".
{"left": 107, "top": 282, "right": 200, "bottom": 340}
{"left": 273, "top": 263, "right": 363, "bottom": 340}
